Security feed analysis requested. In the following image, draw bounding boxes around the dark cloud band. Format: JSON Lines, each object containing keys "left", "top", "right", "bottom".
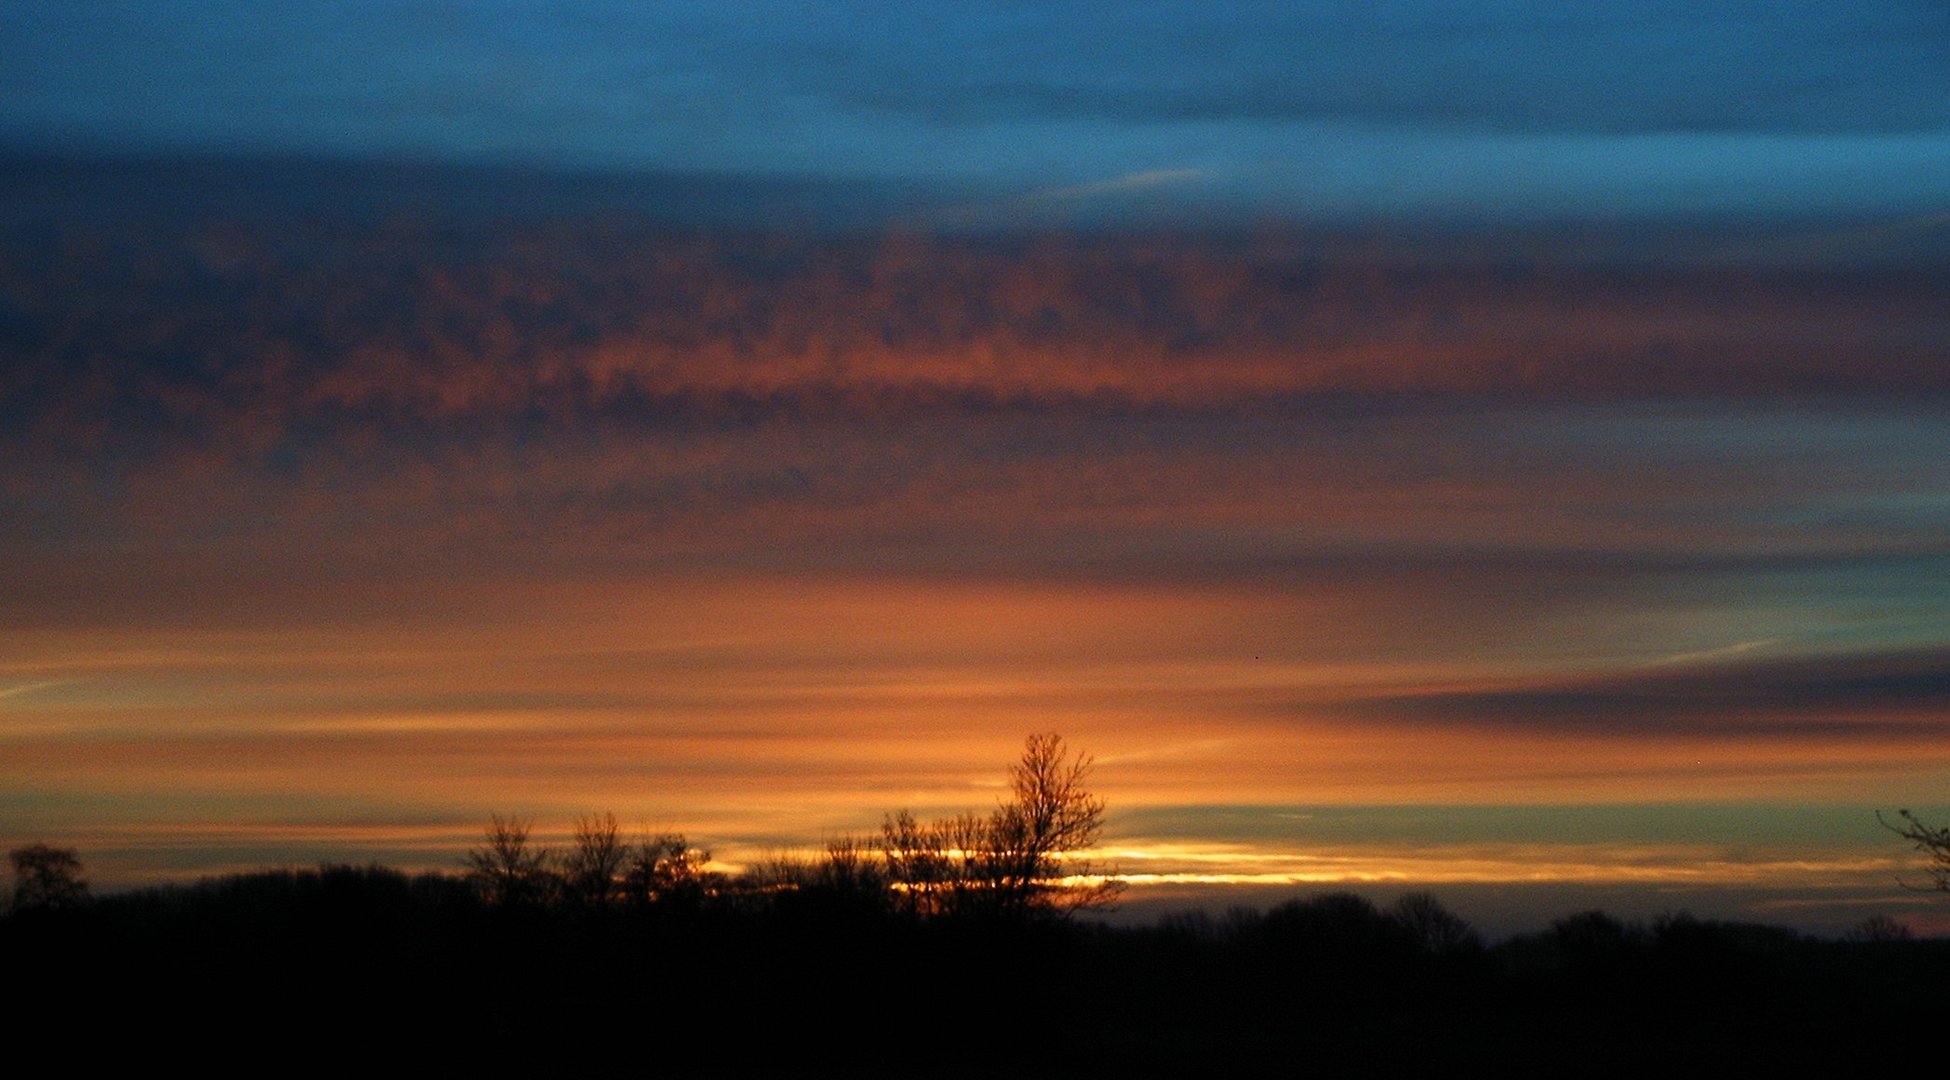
{"left": 1341, "top": 648, "right": 1950, "bottom": 737}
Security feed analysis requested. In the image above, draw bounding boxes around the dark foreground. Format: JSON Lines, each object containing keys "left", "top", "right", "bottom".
{"left": 8, "top": 865, "right": 1944, "bottom": 1074}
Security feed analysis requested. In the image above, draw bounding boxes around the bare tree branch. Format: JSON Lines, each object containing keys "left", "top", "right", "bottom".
{"left": 1879, "top": 808, "right": 1950, "bottom": 896}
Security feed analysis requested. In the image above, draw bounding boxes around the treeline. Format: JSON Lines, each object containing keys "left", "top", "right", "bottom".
{"left": 454, "top": 734, "right": 1118, "bottom": 925}
{"left": 8, "top": 735, "right": 1947, "bottom": 1072}
{"left": 7, "top": 861, "right": 1946, "bottom": 1073}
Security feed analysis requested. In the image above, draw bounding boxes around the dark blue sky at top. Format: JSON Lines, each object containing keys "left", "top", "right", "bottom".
{"left": 4, "top": 1, "right": 1948, "bottom": 224}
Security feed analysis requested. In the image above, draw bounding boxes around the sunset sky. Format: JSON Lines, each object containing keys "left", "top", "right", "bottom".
{"left": 3, "top": 2, "right": 1947, "bottom": 935}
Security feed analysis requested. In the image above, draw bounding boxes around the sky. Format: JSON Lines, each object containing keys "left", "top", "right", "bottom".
{"left": 2, "top": 2, "right": 1948, "bottom": 936}
{"left": 7, "top": 1, "right": 1950, "bottom": 225}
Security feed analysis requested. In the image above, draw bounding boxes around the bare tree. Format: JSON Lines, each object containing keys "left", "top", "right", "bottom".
{"left": 879, "top": 809, "right": 954, "bottom": 917}
{"left": 561, "top": 812, "right": 627, "bottom": 912}
{"left": 993, "top": 732, "right": 1121, "bottom": 917}
{"left": 810, "top": 834, "right": 889, "bottom": 912}
{"left": 1392, "top": 891, "right": 1480, "bottom": 955}
{"left": 743, "top": 835, "right": 892, "bottom": 918}
{"left": 9, "top": 843, "right": 88, "bottom": 913}
{"left": 881, "top": 733, "right": 1121, "bottom": 920}
{"left": 1880, "top": 808, "right": 1950, "bottom": 895}
{"left": 466, "top": 814, "right": 557, "bottom": 908}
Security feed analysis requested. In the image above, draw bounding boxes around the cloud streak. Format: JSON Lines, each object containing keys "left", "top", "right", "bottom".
{"left": 5, "top": 203, "right": 1945, "bottom": 469}
{"left": 1335, "top": 648, "right": 1950, "bottom": 738}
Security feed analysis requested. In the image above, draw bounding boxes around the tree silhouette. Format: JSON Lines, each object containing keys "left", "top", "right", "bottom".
{"left": 881, "top": 733, "right": 1121, "bottom": 920}
{"left": 989, "top": 732, "right": 1121, "bottom": 917}
{"left": 561, "top": 812, "right": 627, "bottom": 912}
{"left": 1879, "top": 808, "right": 1950, "bottom": 895}
{"left": 465, "top": 814, "right": 556, "bottom": 908}
{"left": 624, "top": 833, "right": 718, "bottom": 910}
{"left": 743, "top": 836, "right": 893, "bottom": 922}
{"left": 8, "top": 843, "right": 88, "bottom": 913}
{"left": 1846, "top": 914, "right": 1912, "bottom": 942}
{"left": 1392, "top": 891, "right": 1480, "bottom": 955}
{"left": 805, "top": 835, "right": 890, "bottom": 915}
{"left": 879, "top": 809, "right": 959, "bottom": 917}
